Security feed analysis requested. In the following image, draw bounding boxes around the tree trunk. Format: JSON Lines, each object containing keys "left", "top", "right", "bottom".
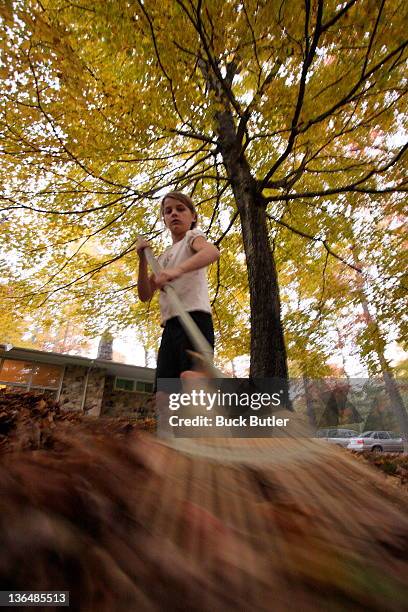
{"left": 353, "top": 255, "right": 408, "bottom": 436}
{"left": 377, "top": 349, "right": 408, "bottom": 435}
{"left": 239, "top": 197, "right": 288, "bottom": 380}
{"left": 302, "top": 375, "right": 317, "bottom": 428}
{"left": 359, "top": 288, "right": 407, "bottom": 434}
{"left": 335, "top": 326, "right": 349, "bottom": 378}
{"left": 143, "top": 344, "right": 149, "bottom": 368}
{"left": 60, "top": 321, "right": 70, "bottom": 351}
{"left": 216, "top": 109, "right": 289, "bottom": 384}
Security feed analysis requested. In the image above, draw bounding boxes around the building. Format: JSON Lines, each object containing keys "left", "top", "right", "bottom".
{"left": 0, "top": 344, "right": 155, "bottom": 417}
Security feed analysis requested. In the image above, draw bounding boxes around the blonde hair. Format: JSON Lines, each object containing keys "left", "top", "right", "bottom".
{"left": 161, "top": 191, "right": 198, "bottom": 229}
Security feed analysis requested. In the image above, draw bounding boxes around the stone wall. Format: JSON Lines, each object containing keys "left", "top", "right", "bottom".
{"left": 59, "top": 365, "right": 87, "bottom": 411}
{"left": 59, "top": 365, "right": 106, "bottom": 414}
{"left": 83, "top": 369, "right": 106, "bottom": 416}
{"left": 101, "top": 375, "right": 154, "bottom": 417}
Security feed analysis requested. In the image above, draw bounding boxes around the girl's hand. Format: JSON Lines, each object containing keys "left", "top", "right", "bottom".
{"left": 153, "top": 266, "right": 184, "bottom": 288}
{"left": 136, "top": 238, "right": 150, "bottom": 257}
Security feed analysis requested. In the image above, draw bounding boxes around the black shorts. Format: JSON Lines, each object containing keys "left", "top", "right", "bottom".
{"left": 155, "top": 311, "right": 214, "bottom": 390}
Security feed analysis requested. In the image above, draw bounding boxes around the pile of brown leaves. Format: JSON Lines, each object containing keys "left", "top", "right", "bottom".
{"left": 1, "top": 432, "right": 407, "bottom": 610}
{"left": 351, "top": 450, "right": 408, "bottom": 486}
{"left": 1, "top": 389, "right": 408, "bottom": 610}
{"left": 0, "top": 389, "right": 156, "bottom": 453}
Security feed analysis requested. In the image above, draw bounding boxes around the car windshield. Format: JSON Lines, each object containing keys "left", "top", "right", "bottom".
{"left": 360, "top": 432, "right": 374, "bottom": 438}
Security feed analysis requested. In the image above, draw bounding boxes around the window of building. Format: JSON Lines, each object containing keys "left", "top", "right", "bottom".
{"left": 115, "top": 377, "right": 135, "bottom": 392}
{"left": 0, "top": 360, "right": 32, "bottom": 385}
{"left": 31, "top": 363, "right": 63, "bottom": 387}
{"left": 136, "top": 380, "right": 154, "bottom": 393}
{"left": 114, "top": 377, "right": 153, "bottom": 394}
{"left": 0, "top": 359, "right": 63, "bottom": 396}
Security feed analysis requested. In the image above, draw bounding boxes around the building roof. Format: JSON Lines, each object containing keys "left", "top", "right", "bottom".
{"left": 0, "top": 344, "right": 155, "bottom": 381}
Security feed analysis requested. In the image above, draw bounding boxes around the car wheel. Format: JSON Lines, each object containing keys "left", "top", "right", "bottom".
{"left": 371, "top": 445, "right": 383, "bottom": 453}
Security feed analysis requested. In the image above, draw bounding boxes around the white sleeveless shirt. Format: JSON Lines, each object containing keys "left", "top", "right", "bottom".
{"left": 157, "top": 228, "right": 212, "bottom": 325}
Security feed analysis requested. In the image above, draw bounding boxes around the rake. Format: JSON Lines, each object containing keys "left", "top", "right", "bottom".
{"left": 142, "top": 242, "right": 225, "bottom": 379}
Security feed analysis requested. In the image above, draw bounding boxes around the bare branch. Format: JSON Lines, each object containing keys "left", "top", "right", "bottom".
{"left": 136, "top": 0, "right": 195, "bottom": 131}
{"left": 25, "top": 47, "right": 128, "bottom": 191}
{"left": 299, "top": 40, "right": 408, "bottom": 135}
{"left": 175, "top": 0, "right": 244, "bottom": 117}
{"left": 214, "top": 210, "right": 239, "bottom": 247}
{"left": 264, "top": 142, "right": 408, "bottom": 202}
{"left": 0, "top": 192, "right": 131, "bottom": 216}
{"left": 260, "top": 0, "right": 324, "bottom": 188}
{"left": 361, "top": 0, "right": 386, "bottom": 78}
{"left": 266, "top": 212, "right": 362, "bottom": 273}
{"left": 17, "top": 238, "right": 140, "bottom": 306}
{"left": 320, "top": 0, "right": 358, "bottom": 32}
{"left": 211, "top": 258, "right": 221, "bottom": 306}
{"left": 168, "top": 128, "right": 216, "bottom": 144}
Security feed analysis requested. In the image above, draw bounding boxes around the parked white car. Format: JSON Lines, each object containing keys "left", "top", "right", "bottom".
{"left": 315, "top": 429, "right": 359, "bottom": 448}
{"left": 347, "top": 431, "right": 404, "bottom": 453}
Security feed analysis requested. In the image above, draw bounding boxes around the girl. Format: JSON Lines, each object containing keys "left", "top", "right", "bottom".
{"left": 136, "top": 191, "right": 219, "bottom": 384}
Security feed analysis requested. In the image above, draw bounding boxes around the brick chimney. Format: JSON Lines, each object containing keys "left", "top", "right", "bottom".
{"left": 97, "top": 331, "right": 113, "bottom": 360}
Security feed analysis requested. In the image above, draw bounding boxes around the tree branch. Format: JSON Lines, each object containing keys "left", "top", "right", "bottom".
{"left": 214, "top": 210, "right": 239, "bottom": 247}
{"left": 320, "top": 0, "right": 358, "bottom": 32}
{"left": 266, "top": 212, "right": 362, "bottom": 273}
{"left": 264, "top": 142, "right": 408, "bottom": 202}
{"left": 298, "top": 40, "right": 408, "bottom": 135}
{"left": 259, "top": 0, "right": 324, "bottom": 189}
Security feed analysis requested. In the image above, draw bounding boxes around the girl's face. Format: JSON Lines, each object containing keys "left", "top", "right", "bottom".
{"left": 162, "top": 197, "right": 196, "bottom": 241}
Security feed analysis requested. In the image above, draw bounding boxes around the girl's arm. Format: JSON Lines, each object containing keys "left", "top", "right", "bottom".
{"left": 136, "top": 239, "right": 157, "bottom": 302}
{"left": 154, "top": 236, "right": 219, "bottom": 288}
{"left": 179, "top": 236, "right": 220, "bottom": 273}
